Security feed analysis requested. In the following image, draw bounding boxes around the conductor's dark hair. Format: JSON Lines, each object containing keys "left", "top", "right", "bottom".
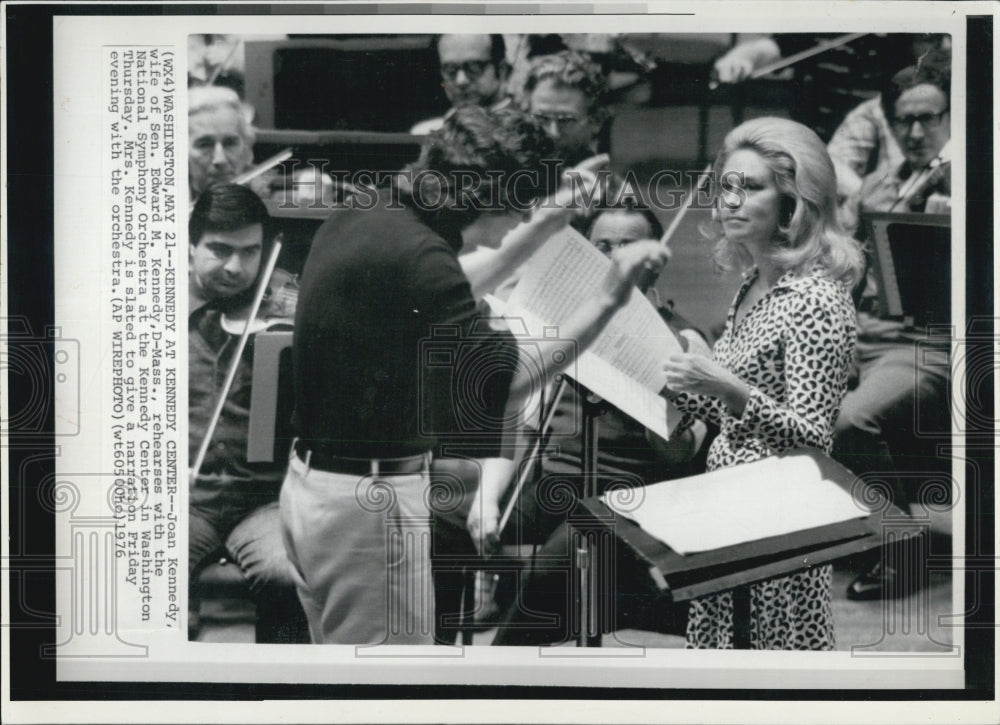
{"left": 435, "top": 34, "right": 507, "bottom": 68}
{"left": 398, "top": 105, "right": 555, "bottom": 227}
{"left": 881, "top": 48, "right": 951, "bottom": 121}
{"left": 189, "top": 183, "right": 273, "bottom": 249}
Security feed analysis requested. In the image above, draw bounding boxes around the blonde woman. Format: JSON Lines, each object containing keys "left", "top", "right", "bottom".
{"left": 662, "top": 117, "right": 864, "bottom": 649}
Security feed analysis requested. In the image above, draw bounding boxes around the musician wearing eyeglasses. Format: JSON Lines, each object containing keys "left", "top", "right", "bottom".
{"left": 834, "top": 49, "right": 952, "bottom": 601}
{"left": 410, "top": 34, "right": 511, "bottom": 135}
{"left": 525, "top": 49, "right": 608, "bottom": 168}
{"left": 857, "top": 49, "right": 951, "bottom": 215}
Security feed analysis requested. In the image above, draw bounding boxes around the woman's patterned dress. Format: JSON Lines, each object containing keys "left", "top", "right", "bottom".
{"left": 671, "top": 265, "right": 857, "bottom": 649}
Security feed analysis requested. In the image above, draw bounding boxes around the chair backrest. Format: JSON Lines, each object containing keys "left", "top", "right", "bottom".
{"left": 246, "top": 330, "right": 294, "bottom": 462}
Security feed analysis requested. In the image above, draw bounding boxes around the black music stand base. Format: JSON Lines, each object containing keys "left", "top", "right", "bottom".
{"left": 575, "top": 391, "right": 605, "bottom": 648}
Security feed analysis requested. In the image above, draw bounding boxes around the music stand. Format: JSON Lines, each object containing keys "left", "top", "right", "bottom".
{"left": 568, "top": 448, "right": 917, "bottom": 648}
{"left": 863, "top": 211, "right": 951, "bottom": 329}
{"left": 246, "top": 330, "right": 294, "bottom": 463}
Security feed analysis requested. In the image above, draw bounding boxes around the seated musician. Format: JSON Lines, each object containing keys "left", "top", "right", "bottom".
{"left": 188, "top": 86, "right": 258, "bottom": 201}
{"left": 188, "top": 183, "right": 306, "bottom": 642}
{"left": 520, "top": 202, "right": 711, "bottom": 535}
{"left": 188, "top": 85, "right": 335, "bottom": 208}
{"left": 833, "top": 49, "right": 952, "bottom": 600}
{"left": 525, "top": 49, "right": 608, "bottom": 169}
{"left": 490, "top": 203, "right": 711, "bottom": 647}
{"left": 411, "top": 34, "right": 512, "bottom": 135}
{"left": 431, "top": 145, "right": 651, "bottom": 643}
{"left": 479, "top": 50, "right": 616, "bottom": 302}
{"left": 826, "top": 35, "right": 949, "bottom": 180}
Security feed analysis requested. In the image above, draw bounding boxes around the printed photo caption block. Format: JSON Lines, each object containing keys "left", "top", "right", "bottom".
{"left": 102, "top": 46, "right": 181, "bottom": 635}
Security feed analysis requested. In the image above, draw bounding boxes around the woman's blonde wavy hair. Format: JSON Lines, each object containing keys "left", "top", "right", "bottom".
{"left": 706, "top": 117, "right": 864, "bottom": 289}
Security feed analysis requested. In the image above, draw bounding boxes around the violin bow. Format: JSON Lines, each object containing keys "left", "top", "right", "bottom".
{"left": 749, "top": 33, "right": 868, "bottom": 80}
{"left": 710, "top": 32, "right": 868, "bottom": 89}
{"left": 232, "top": 147, "right": 294, "bottom": 187}
{"left": 189, "top": 237, "right": 283, "bottom": 483}
{"left": 497, "top": 376, "right": 569, "bottom": 534}
{"left": 189, "top": 148, "right": 294, "bottom": 212}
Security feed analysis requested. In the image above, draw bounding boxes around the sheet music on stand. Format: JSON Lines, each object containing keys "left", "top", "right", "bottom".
{"left": 602, "top": 453, "right": 870, "bottom": 555}
{"left": 486, "top": 225, "right": 685, "bottom": 439}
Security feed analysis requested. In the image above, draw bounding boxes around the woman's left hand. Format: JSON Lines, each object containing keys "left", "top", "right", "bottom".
{"left": 662, "top": 353, "right": 730, "bottom": 395}
{"left": 662, "top": 354, "right": 750, "bottom": 414}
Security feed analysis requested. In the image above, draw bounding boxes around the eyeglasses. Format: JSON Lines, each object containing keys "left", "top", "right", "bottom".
{"left": 891, "top": 110, "right": 949, "bottom": 133}
{"left": 440, "top": 60, "right": 490, "bottom": 81}
{"left": 532, "top": 112, "right": 587, "bottom": 133}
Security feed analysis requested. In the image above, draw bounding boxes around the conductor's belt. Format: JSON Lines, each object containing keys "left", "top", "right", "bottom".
{"left": 293, "top": 440, "right": 430, "bottom": 476}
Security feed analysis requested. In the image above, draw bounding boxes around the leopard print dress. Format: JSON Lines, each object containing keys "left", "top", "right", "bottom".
{"left": 671, "top": 266, "right": 857, "bottom": 650}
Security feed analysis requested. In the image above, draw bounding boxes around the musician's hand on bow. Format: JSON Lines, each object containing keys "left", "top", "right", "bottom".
{"left": 712, "top": 37, "right": 781, "bottom": 84}
{"left": 247, "top": 173, "right": 276, "bottom": 201}
{"left": 662, "top": 353, "right": 750, "bottom": 414}
{"left": 600, "top": 240, "right": 671, "bottom": 306}
{"left": 467, "top": 490, "right": 501, "bottom": 557}
{"left": 713, "top": 52, "right": 755, "bottom": 84}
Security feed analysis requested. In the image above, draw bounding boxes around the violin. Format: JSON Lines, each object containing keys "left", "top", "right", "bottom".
{"left": 220, "top": 263, "right": 299, "bottom": 335}
{"left": 889, "top": 137, "right": 951, "bottom": 213}
{"left": 894, "top": 157, "right": 951, "bottom": 212}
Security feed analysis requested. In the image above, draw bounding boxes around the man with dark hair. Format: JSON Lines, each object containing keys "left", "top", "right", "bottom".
{"left": 280, "top": 106, "right": 669, "bottom": 644}
{"left": 524, "top": 49, "right": 608, "bottom": 167}
{"left": 411, "top": 34, "right": 511, "bottom": 135}
{"left": 860, "top": 48, "right": 950, "bottom": 213}
{"left": 188, "top": 183, "right": 307, "bottom": 642}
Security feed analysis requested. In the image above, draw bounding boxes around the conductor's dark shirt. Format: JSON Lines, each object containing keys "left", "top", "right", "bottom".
{"left": 293, "top": 193, "right": 514, "bottom": 459}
